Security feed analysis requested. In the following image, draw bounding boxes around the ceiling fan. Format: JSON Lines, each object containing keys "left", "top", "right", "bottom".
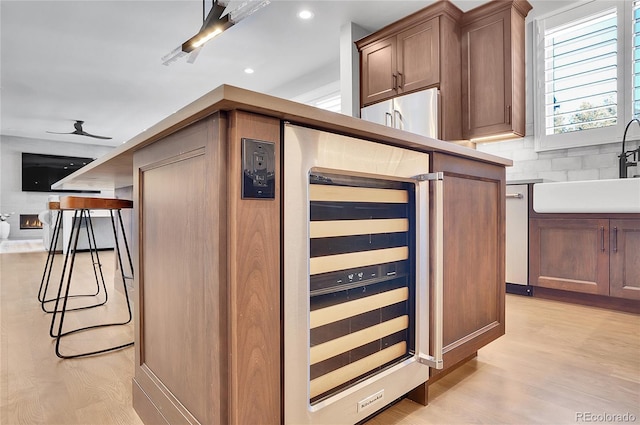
{"left": 46, "top": 120, "right": 112, "bottom": 140}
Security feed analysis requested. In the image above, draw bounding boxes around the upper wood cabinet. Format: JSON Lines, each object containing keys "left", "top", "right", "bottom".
{"left": 359, "top": 37, "right": 396, "bottom": 105}
{"left": 357, "top": 0, "right": 532, "bottom": 142}
{"left": 461, "top": 1, "right": 532, "bottom": 141}
{"left": 360, "top": 18, "right": 440, "bottom": 106}
{"left": 356, "top": 1, "right": 464, "bottom": 141}
{"left": 398, "top": 20, "right": 440, "bottom": 94}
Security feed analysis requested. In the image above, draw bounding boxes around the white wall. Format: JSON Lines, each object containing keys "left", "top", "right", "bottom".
{"left": 340, "top": 22, "right": 368, "bottom": 117}
{"left": 0, "top": 135, "right": 114, "bottom": 240}
{"left": 267, "top": 61, "right": 340, "bottom": 101}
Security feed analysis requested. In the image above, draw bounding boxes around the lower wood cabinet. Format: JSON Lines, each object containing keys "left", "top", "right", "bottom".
{"left": 431, "top": 153, "right": 506, "bottom": 371}
{"left": 132, "top": 110, "right": 282, "bottom": 425}
{"left": 609, "top": 220, "right": 640, "bottom": 300}
{"left": 529, "top": 218, "right": 610, "bottom": 296}
{"left": 405, "top": 152, "right": 507, "bottom": 404}
{"left": 530, "top": 218, "right": 640, "bottom": 301}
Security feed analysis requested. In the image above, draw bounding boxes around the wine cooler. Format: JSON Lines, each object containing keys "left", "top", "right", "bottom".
{"left": 284, "top": 124, "right": 444, "bottom": 424}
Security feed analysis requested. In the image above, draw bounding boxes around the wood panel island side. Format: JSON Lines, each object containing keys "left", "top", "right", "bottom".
{"left": 53, "top": 85, "right": 512, "bottom": 425}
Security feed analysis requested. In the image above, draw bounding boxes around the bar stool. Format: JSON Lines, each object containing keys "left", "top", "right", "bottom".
{"left": 37, "top": 200, "right": 106, "bottom": 313}
{"left": 49, "top": 196, "right": 134, "bottom": 359}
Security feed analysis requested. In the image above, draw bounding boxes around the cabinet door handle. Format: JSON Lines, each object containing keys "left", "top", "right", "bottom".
{"left": 398, "top": 71, "right": 404, "bottom": 89}
{"left": 394, "top": 109, "right": 402, "bottom": 130}
{"left": 506, "top": 105, "right": 512, "bottom": 125}
{"left": 601, "top": 226, "right": 605, "bottom": 252}
{"left": 393, "top": 73, "right": 398, "bottom": 90}
{"left": 613, "top": 227, "right": 618, "bottom": 253}
{"left": 506, "top": 193, "right": 523, "bottom": 199}
{"left": 385, "top": 112, "right": 393, "bottom": 127}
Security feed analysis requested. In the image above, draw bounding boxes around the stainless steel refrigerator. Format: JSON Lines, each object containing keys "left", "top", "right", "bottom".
{"left": 360, "top": 88, "right": 438, "bottom": 138}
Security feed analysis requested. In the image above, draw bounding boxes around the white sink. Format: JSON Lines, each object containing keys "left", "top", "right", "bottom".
{"left": 533, "top": 178, "right": 640, "bottom": 213}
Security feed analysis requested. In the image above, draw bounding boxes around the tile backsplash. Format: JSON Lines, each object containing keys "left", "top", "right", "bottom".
{"left": 477, "top": 136, "right": 640, "bottom": 182}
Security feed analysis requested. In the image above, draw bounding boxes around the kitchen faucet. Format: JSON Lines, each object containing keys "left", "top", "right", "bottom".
{"left": 619, "top": 118, "right": 640, "bottom": 178}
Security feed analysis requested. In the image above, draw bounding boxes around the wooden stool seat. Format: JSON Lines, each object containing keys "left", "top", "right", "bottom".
{"left": 59, "top": 197, "right": 133, "bottom": 210}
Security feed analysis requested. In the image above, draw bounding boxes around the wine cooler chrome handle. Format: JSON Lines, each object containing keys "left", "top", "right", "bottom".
{"left": 506, "top": 192, "right": 523, "bottom": 199}
{"left": 413, "top": 172, "right": 444, "bottom": 370}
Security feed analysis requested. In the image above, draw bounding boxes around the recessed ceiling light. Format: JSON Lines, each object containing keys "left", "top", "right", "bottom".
{"left": 244, "top": 68, "right": 255, "bottom": 74}
{"left": 298, "top": 10, "right": 314, "bottom": 20}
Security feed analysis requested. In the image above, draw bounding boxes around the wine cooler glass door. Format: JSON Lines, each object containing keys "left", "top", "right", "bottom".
{"left": 308, "top": 172, "right": 416, "bottom": 405}
{"left": 284, "top": 123, "right": 436, "bottom": 425}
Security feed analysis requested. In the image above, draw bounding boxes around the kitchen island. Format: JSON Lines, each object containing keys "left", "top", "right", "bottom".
{"left": 54, "top": 84, "right": 512, "bottom": 425}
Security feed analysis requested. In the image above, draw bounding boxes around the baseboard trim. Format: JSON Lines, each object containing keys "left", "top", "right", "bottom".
{"left": 533, "top": 287, "right": 640, "bottom": 314}
{"left": 133, "top": 379, "right": 170, "bottom": 425}
{"left": 506, "top": 283, "right": 532, "bottom": 296}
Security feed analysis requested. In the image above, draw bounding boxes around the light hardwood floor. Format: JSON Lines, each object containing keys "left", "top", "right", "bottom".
{"left": 1, "top": 250, "right": 141, "bottom": 425}
{"left": 367, "top": 293, "right": 640, "bottom": 424}
{"left": 1, "top": 250, "right": 639, "bottom": 425}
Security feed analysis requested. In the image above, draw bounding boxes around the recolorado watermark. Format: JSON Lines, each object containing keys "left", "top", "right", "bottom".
{"left": 576, "top": 412, "right": 637, "bottom": 423}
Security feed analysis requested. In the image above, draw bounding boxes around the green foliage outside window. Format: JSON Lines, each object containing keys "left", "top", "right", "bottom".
{"left": 552, "top": 97, "right": 617, "bottom": 134}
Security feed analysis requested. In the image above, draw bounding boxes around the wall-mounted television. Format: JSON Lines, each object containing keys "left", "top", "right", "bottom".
{"left": 21, "top": 152, "right": 99, "bottom": 193}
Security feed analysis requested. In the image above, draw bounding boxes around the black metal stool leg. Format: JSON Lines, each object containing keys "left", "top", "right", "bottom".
{"left": 38, "top": 210, "right": 62, "bottom": 304}
{"left": 110, "top": 209, "right": 133, "bottom": 324}
{"left": 116, "top": 209, "right": 134, "bottom": 280}
{"left": 84, "top": 211, "right": 109, "bottom": 303}
{"left": 49, "top": 209, "right": 84, "bottom": 338}
{"left": 40, "top": 209, "right": 107, "bottom": 314}
{"left": 54, "top": 207, "right": 134, "bottom": 359}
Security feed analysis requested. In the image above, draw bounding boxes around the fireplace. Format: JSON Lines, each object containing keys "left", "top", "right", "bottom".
{"left": 20, "top": 214, "right": 43, "bottom": 229}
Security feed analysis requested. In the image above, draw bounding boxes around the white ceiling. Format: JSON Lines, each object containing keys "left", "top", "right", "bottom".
{"left": 1, "top": 0, "right": 565, "bottom": 148}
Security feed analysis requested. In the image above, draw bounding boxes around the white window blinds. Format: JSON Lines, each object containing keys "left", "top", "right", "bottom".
{"left": 634, "top": 0, "right": 640, "bottom": 117}
{"left": 543, "top": 7, "right": 618, "bottom": 135}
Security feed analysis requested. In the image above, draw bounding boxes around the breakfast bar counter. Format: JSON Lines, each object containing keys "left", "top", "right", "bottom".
{"left": 53, "top": 85, "right": 510, "bottom": 192}
{"left": 54, "top": 84, "right": 512, "bottom": 425}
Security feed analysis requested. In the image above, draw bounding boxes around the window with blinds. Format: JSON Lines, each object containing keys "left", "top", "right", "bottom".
{"left": 634, "top": 0, "right": 640, "bottom": 117}
{"left": 543, "top": 8, "right": 618, "bottom": 136}
{"left": 534, "top": 1, "right": 638, "bottom": 151}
